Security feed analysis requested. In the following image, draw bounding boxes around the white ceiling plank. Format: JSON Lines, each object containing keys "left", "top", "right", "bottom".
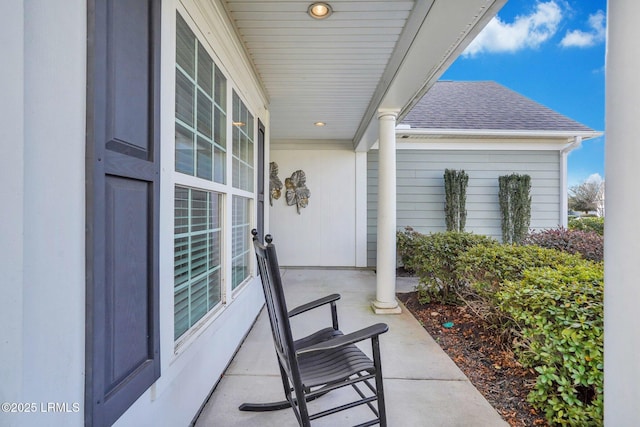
{"left": 227, "top": 2, "right": 414, "bottom": 13}
{"left": 223, "top": 0, "right": 504, "bottom": 143}
{"left": 238, "top": 27, "right": 402, "bottom": 36}
{"left": 242, "top": 34, "right": 399, "bottom": 42}
{"left": 230, "top": 11, "right": 411, "bottom": 20}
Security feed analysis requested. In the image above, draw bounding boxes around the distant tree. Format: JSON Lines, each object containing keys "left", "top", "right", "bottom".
{"left": 569, "top": 176, "right": 604, "bottom": 216}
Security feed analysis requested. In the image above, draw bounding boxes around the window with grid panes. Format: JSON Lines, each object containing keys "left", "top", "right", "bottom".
{"left": 232, "top": 91, "right": 254, "bottom": 191}
{"left": 174, "top": 187, "right": 222, "bottom": 340}
{"left": 175, "top": 13, "right": 227, "bottom": 182}
{"left": 174, "top": 13, "right": 227, "bottom": 341}
{"left": 232, "top": 196, "right": 251, "bottom": 289}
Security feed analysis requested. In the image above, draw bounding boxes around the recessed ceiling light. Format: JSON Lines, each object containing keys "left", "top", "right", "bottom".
{"left": 314, "top": 121, "right": 326, "bottom": 127}
{"left": 233, "top": 121, "right": 246, "bottom": 127}
{"left": 308, "top": 2, "right": 332, "bottom": 20}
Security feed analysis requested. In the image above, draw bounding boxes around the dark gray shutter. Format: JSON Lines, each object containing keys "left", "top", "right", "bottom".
{"left": 85, "top": 0, "right": 161, "bottom": 425}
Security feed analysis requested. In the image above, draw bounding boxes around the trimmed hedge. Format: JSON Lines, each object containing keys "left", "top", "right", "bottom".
{"left": 524, "top": 228, "right": 603, "bottom": 262}
{"left": 396, "top": 229, "right": 496, "bottom": 303}
{"left": 457, "top": 244, "right": 586, "bottom": 300}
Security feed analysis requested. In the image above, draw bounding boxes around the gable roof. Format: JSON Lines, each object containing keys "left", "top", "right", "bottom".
{"left": 401, "top": 81, "right": 594, "bottom": 133}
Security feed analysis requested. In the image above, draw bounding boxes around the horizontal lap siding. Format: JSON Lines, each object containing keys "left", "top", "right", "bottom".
{"left": 367, "top": 149, "right": 561, "bottom": 267}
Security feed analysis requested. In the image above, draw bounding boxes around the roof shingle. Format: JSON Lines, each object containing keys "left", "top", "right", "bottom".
{"left": 402, "top": 81, "right": 594, "bottom": 132}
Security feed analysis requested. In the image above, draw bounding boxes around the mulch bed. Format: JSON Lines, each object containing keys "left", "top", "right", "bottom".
{"left": 398, "top": 291, "right": 549, "bottom": 427}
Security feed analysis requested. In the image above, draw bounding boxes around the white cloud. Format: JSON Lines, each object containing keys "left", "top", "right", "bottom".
{"left": 463, "top": 1, "right": 563, "bottom": 57}
{"left": 586, "top": 173, "right": 604, "bottom": 184}
{"left": 560, "top": 10, "right": 606, "bottom": 48}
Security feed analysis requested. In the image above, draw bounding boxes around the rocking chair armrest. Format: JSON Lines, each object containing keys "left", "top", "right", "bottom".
{"left": 296, "top": 323, "right": 389, "bottom": 355}
{"left": 288, "top": 293, "right": 341, "bottom": 318}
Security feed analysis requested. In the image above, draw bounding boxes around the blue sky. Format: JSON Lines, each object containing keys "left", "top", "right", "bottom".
{"left": 441, "top": 0, "right": 606, "bottom": 187}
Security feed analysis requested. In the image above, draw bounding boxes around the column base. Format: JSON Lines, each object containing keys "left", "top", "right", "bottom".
{"left": 371, "top": 300, "right": 402, "bottom": 315}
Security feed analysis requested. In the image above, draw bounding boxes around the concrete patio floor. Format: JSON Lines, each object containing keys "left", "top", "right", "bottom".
{"left": 195, "top": 268, "right": 508, "bottom": 427}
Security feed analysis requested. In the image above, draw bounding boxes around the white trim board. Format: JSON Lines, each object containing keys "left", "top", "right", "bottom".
{"left": 393, "top": 139, "right": 581, "bottom": 152}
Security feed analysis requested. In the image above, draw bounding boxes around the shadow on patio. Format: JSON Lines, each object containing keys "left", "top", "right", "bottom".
{"left": 195, "top": 269, "right": 508, "bottom": 426}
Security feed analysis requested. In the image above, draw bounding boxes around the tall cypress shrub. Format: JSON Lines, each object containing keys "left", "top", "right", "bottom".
{"left": 499, "top": 174, "right": 531, "bottom": 244}
{"left": 444, "top": 169, "right": 468, "bottom": 232}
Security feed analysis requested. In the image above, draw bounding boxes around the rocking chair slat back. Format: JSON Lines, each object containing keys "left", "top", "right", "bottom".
{"left": 253, "top": 239, "right": 298, "bottom": 378}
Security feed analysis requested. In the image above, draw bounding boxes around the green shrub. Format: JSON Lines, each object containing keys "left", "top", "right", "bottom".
{"left": 457, "top": 244, "right": 585, "bottom": 299}
{"left": 396, "top": 227, "right": 422, "bottom": 273}
{"left": 396, "top": 229, "right": 496, "bottom": 303}
{"left": 499, "top": 173, "right": 531, "bottom": 244}
{"left": 568, "top": 217, "right": 604, "bottom": 236}
{"left": 497, "top": 263, "right": 604, "bottom": 426}
{"left": 400, "top": 226, "right": 604, "bottom": 425}
{"left": 455, "top": 245, "right": 586, "bottom": 331}
{"left": 444, "top": 169, "right": 468, "bottom": 232}
{"left": 524, "top": 228, "right": 603, "bottom": 262}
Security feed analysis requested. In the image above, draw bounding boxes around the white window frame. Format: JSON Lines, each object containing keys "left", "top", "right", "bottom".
{"left": 173, "top": 11, "right": 257, "bottom": 349}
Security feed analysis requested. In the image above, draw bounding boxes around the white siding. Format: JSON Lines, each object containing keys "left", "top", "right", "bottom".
{"left": 270, "top": 147, "right": 359, "bottom": 266}
{"left": 1, "top": 2, "right": 88, "bottom": 426}
{"left": 367, "top": 150, "right": 562, "bottom": 266}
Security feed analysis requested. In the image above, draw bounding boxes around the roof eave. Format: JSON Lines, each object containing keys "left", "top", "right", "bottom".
{"left": 396, "top": 128, "right": 603, "bottom": 141}
{"left": 353, "top": 0, "right": 508, "bottom": 152}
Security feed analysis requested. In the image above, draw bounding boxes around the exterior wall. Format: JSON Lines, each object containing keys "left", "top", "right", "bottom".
{"left": 1, "top": 1, "right": 267, "bottom": 426}
{"left": 270, "top": 146, "right": 367, "bottom": 267}
{"left": 0, "top": 1, "right": 87, "bottom": 426}
{"left": 367, "top": 149, "right": 561, "bottom": 266}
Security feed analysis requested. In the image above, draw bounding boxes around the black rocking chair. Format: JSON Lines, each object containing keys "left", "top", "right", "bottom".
{"left": 240, "top": 230, "right": 389, "bottom": 427}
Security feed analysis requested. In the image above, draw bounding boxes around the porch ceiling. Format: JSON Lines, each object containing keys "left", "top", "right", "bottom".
{"left": 223, "top": 0, "right": 506, "bottom": 149}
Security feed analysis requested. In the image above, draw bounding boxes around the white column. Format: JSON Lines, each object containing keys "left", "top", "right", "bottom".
{"left": 0, "top": 0, "right": 25, "bottom": 406}
{"left": 605, "top": 2, "right": 640, "bottom": 425}
{"left": 372, "top": 110, "right": 401, "bottom": 314}
{"left": 21, "top": 2, "right": 87, "bottom": 424}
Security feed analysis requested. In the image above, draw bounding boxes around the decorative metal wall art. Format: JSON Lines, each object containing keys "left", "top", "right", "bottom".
{"left": 269, "top": 162, "right": 283, "bottom": 206}
{"left": 285, "top": 170, "right": 310, "bottom": 214}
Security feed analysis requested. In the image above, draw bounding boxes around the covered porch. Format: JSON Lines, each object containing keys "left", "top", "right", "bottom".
{"left": 195, "top": 268, "right": 507, "bottom": 426}
{"left": 9, "top": 1, "right": 640, "bottom": 426}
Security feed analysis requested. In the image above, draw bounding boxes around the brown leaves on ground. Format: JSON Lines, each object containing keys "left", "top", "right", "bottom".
{"left": 398, "top": 291, "right": 549, "bottom": 427}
